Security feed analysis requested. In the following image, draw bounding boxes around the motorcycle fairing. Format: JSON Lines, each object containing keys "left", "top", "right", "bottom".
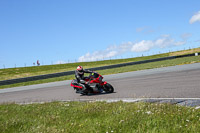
{"left": 71, "top": 79, "right": 83, "bottom": 89}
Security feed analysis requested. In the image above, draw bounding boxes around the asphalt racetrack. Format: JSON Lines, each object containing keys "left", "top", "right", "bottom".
{"left": 0, "top": 63, "right": 200, "bottom": 104}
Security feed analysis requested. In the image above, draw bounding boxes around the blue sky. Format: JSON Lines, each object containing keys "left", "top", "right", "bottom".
{"left": 0, "top": 0, "right": 200, "bottom": 68}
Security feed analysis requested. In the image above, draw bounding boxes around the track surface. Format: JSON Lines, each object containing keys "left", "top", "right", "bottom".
{"left": 0, "top": 63, "right": 200, "bottom": 104}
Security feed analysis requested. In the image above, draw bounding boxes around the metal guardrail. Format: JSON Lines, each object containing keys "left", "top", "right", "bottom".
{"left": 0, "top": 53, "right": 199, "bottom": 86}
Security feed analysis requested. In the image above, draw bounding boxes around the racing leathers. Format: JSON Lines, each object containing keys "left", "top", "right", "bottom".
{"left": 75, "top": 69, "right": 93, "bottom": 93}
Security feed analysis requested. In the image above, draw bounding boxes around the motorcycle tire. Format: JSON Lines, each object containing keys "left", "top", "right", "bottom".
{"left": 104, "top": 83, "right": 114, "bottom": 93}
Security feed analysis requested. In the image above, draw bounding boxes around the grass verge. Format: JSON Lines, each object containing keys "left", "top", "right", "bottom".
{"left": 0, "top": 101, "right": 200, "bottom": 133}
{"left": 1, "top": 55, "right": 200, "bottom": 89}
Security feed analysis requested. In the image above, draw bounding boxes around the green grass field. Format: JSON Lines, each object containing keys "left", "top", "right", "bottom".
{"left": 0, "top": 101, "right": 200, "bottom": 133}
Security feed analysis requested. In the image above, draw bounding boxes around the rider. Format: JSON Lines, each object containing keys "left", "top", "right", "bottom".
{"left": 75, "top": 66, "right": 93, "bottom": 93}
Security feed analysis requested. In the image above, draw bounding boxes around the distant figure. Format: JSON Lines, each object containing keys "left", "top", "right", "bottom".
{"left": 33, "top": 62, "right": 35, "bottom": 66}
{"left": 37, "top": 60, "right": 40, "bottom": 66}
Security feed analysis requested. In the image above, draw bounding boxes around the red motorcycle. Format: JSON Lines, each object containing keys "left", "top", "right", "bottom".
{"left": 71, "top": 72, "right": 114, "bottom": 95}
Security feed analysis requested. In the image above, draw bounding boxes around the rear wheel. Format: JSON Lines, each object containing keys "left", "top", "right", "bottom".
{"left": 104, "top": 83, "right": 114, "bottom": 93}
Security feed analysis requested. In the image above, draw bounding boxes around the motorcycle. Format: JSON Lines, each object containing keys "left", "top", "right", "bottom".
{"left": 71, "top": 72, "right": 114, "bottom": 95}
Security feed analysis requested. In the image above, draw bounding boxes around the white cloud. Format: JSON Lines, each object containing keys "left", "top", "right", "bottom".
{"left": 78, "top": 35, "right": 188, "bottom": 62}
{"left": 154, "top": 35, "right": 174, "bottom": 48}
{"left": 131, "top": 35, "right": 175, "bottom": 52}
{"left": 189, "top": 11, "right": 200, "bottom": 24}
{"left": 78, "top": 50, "right": 118, "bottom": 62}
{"left": 131, "top": 40, "right": 154, "bottom": 52}
{"left": 78, "top": 42, "right": 134, "bottom": 62}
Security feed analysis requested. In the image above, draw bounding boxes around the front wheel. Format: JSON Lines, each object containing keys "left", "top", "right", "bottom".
{"left": 104, "top": 83, "right": 114, "bottom": 93}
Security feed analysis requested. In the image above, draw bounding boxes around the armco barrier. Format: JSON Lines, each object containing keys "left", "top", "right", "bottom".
{"left": 0, "top": 53, "right": 199, "bottom": 86}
